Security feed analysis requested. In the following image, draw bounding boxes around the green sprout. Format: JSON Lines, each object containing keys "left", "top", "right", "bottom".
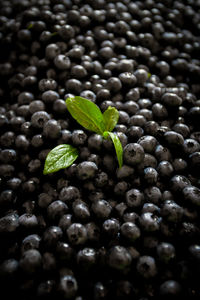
{"left": 43, "top": 96, "right": 123, "bottom": 175}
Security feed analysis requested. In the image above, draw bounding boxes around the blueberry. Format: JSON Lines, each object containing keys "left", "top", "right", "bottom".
{"left": 142, "top": 203, "right": 160, "bottom": 214}
{"left": 6, "top": 177, "right": 21, "bottom": 190}
{"left": 116, "top": 165, "right": 134, "bottom": 179}
{"left": 126, "top": 188, "right": 144, "bottom": 208}
{"left": 123, "top": 143, "right": 145, "bottom": 166}
{"left": 0, "top": 189, "right": 15, "bottom": 206}
{"left": 43, "top": 226, "right": 63, "bottom": 248}
{"left": 0, "top": 258, "right": 19, "bottom": 277}
{"left": 0, "top": 149, "right": 17, "bottom": 163}
{"left": 15, "top": 134, "right": 29, "bottom": 150}
{"left": 93, "top": 282, "right": 107, "bottom": 300}
{"left": 39, "top": 78, "right": 57, "bottom": 92}
{"left": 94, "top": 171, "right": 108, "bottom": 188}
{"left": 183, "top": 138, "right": 200, "bottom": 155}
{"left": 38, "top": 193, "right": 53, "bottom": 208}
{"left": 21, "top": 234, "right": 41, "bottom": 254}
{"left": 139, "top": 212, "right": 161, "bottom": 232}
{"left": 121, "top": 222, "right": 141, "bottom": 242}
{"left": 108, "top": 246, "right": 132, "bottom": 271}
{"left": 183, "top": 186, "right": 200, "bottom": 206}
{"left": 189, "top": 151, "right": 200, "bottom": 174}
{"left": 19, "top": 213, "right": 38, "bottom": 229}
{"left": 86, "top": 222, "right": 100, "bottom": 244}
{"left": 37, "top": 280, "right": 55, "bottom": 298}
{"left": 59, "top": 186, "right": 80, "bottom": 203}
{"left": 106, "top": 77, "right": 122, "bottom": 92}
{"left": 72, "top": 199, "right": 90, "bottom": 221}
{"left": 162, "top": 92, "right": 182, "bottom": 107}
{"left": 76, "top": 161, "right": 98, "bottom": 180}
{"left": 58, "top": 25, "right": 75, "bottom": 40}
{"left": 43, "top": 119, "right": 61, "bottom": 139}
{"left": 31, "top": 111, "right": 50, "bottom": 128}
{"left": 56, "top": 242, "right": 75, "bottom": 263}
{"left": 58, "top": 214, "right": 72, "bottom": 232}
{"left": 42, "top": 90, "right": 59, "bottom": 104}
{"left": 47, "top": 200, "right": 68, "bottom": 221}
{"left": 136, "top": 256, "right": 157, "bottom": 278}
{"left": 161, "top": 200, "right": 184, "bottom": 223}
{"left": 172, "top": 158, "right": 187, "bottom": 173}
{"left": 58, "top": 275, "right": 78, "bottom": 299}
{"left": 159, "top": 280, "right": 182, "bottom": 298}
{"left": 143, "top": 167, "right": 158, "bottom": 185}
{"left": 72, "top": 130, "right": 87, "bottom": 146}
{"left": 92, "top": 200, "right": 112, "bottom": 219}
{"left": 45, "top": 43, "right": 60, "bottom": 60}
{"left": 134, "top": 68, "right": 148, "bottom": 85}
{"left": 28, "top": 159, "right": 41, "bottom": 173}
{"left": 0, "top": 212, "right": 19, "bottom": 233}
{"left": 19, "top": 249, "right": 42, "bottom": 274}
{"left": 77, "top": 248, "right": 96, "bottom": 270}
{"left": 54, "top": 54, "right": 71, "bottom": 70}
{"left": 67, "top": 223, "right": 87, "bottom": 246}
{"left": 164, "top": 131, "right": 184, "bottom": 149}
{"left": 189, "top": 244, "right": 200, "bottom": 262}
{"left": 157, "top": 242, "right": 176, "bottom": 263}
{"left": 0, "top": 131, "right": 15, "bottom": 147}
{"left": 170, "top": 175, "right": 191, "bottom": 193}
{"left": 157, "top": 161, "right": 174, "bottom": 178}
{"left": 102, "top": 218, "right": 120, "bottom": 237}
{"left": 65, "top": 79, "right": 82, "bottom": 94}
{"left": 138, "top": 135, "right": 158, "bottom": 153}
{"left": 144, "top": 186, "right": 162, "bottom": 204}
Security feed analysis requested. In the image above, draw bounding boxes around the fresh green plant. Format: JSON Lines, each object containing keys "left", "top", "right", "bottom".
{"left": 43, "top": 96, "right": 123, "bottom": 174}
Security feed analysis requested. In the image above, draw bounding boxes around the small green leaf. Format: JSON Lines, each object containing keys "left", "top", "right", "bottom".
{"left": 103, "top": 106, "right": 119, "bottom": 132}
{"left": 43, "top": 144, "right": 78, "bottom": 175}
{"left": 103, "top": 131, "right": 123, "bottom": 168}
{"left": 66, "top": 96, "right": 105, "bottom": 135}
{"left": 148, "top": 72, "right": 151, "bottom": 78}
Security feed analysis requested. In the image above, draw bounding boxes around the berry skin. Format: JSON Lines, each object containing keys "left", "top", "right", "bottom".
{"left": 76, "top": 161, "right": 98, "bottom": 180}
{"left": 67, "top": 223, "right": 87, "bottom": 246}
{"left": 139, "top": 212, "right": 161, "bottom": 232}
{"left": 157, "top": 242, "right": 176, "bottom": 263}
{"left": 19, "top": 249, "right": 42, "bottom": 274}
{"left": 161, "top": 200, "right": 184, "bottom": 223}
{"left": 102, "top": 218, "right": 120, "bottom": 237}
{"left": 108, "top": 246, "right": 132, "bottom": 271}
{"left": 43, "top": 226, "right": 63, "bottom": 248}
{"left": 123, "top": 143, "right": 145, "bottom": 166}
{"left": 0, "top": 258, "right": 19, "bottom": 278}
{"left": 0, "top": 213, "right": 19, "bottom": 233}
{"left": 183, "top": 186, "right": 200, "bottom": 206}
{"left": 136, "top": 256, "right": 157, "bottom": 278}
{"left": 126, "top": 188, "right": 144, "bottom": 208}
{"left": 159, "top": 280, "right": 182, "bottom": 298}
{"left": 121, "top": 222, "right": 141, "bottom": 242}
{"left": 92, "top": 200, "right": 112, "bottom": 219}
{"left": 58, "top": 275, "right": 78, "bottom": 299}
{"left": 77, "top": 248, "right": 96, "bottom": 270}
{"left": 31, "top": 111, "right": 50, "bottom": 128}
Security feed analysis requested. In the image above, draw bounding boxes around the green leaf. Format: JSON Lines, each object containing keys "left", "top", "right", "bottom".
{"left": 103, "top": 106, "right": 119, "bottom": 132}
{"left": 66, "top": 96, "right": 105, "bottom": 135}
{"left": 103, "top": 131, "right": 123, "bottom": 168}
{"left": 43, "top": 144, "right": 78, "bottom": 175}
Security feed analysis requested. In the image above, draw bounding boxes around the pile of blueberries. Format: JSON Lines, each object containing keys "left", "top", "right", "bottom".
{"left": 1, "top": 0, "right": 200, "bottom": 299}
